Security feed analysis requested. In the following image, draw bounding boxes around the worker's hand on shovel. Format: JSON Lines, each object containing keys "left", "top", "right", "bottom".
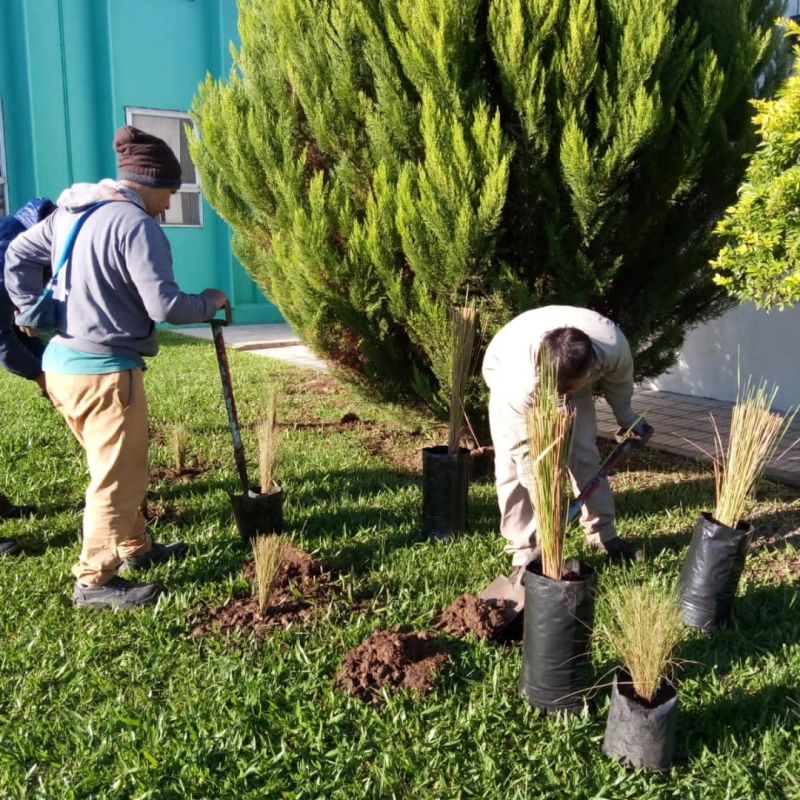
{"left": 202, "top": 288, "right": 229, "bottom": 310}
{"left": 615, "top": 420, "right": 653, "bottom": 447}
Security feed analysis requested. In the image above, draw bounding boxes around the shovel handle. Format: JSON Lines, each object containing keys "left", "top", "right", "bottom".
{"left": 210, "top": 310, "right": 250, "bottom": 493}
{"left": 567, "top": 439, "right": 636, "bottom": 523}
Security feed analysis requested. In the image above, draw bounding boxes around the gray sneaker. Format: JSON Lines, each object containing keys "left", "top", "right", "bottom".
{"left": 0, "top": 538, "right": 21, "bottom": 557}
{"left": 72, "top": 576, "right": 162, "bottom": 610}
{"left": 120, "top": 541, "right": 189, "bottom": 573}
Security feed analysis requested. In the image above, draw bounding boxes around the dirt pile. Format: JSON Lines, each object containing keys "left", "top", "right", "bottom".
{"left": 435, "top": 594, "right": 512, "bottom": 641}
{"left": 190, "top": 546, "right": 332, "bottom": 640}
{"left": 336, "top": 630, "right": 449, "bottom": 703}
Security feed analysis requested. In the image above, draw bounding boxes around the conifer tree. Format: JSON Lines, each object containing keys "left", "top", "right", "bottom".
{"left": 191, "top": 0, "right": 785, "bottom": 408}
{"left": 712, "top": 20, "right": 800, "bottom": 310}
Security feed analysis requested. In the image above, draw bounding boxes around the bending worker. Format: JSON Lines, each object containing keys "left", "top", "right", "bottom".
{"left": 482, "top": 305, "right": 652, "bottom": 574}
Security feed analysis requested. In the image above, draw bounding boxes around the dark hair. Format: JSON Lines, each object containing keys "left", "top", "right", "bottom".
{"left": 539, "top": 327, "right": 594, "bottom": 382}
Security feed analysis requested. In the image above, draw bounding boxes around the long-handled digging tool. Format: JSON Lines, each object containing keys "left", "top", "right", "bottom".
{"left": 211, "top": 303, "right": 249, "bottom": 490}
{"left": 211, "top": 303, "right": 284, "bottom": 540}
{"left": 479, "top": 424, "right": 652, "bottom": 628}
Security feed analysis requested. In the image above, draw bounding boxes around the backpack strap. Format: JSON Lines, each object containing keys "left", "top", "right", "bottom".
{"left": 48, "top": 201, "right": 113, "bottom": 290}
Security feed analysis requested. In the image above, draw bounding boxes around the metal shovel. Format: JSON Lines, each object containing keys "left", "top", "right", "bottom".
{"left": 211, "top": 303, "right": 250, "bottom": 492}
{"left": 211, "top": 303, "right": 284, "bottom": 540}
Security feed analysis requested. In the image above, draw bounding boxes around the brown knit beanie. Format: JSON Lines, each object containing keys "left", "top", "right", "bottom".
{"left": 114, "top": 125, "right": 182, "bottom": 190}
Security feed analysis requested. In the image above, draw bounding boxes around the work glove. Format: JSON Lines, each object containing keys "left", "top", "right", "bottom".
{"left": 614, "top": 420, "right": 653, "bottom": 447}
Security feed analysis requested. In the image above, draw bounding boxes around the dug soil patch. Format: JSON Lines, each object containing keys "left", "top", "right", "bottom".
{"left": 435, "top": 594, "right": 512, "bottom": 641}
{"left": 149, "top": 458, "right": 211, "bottom": 484}
{"left": 190, "top": 546, "right": 333, "bottom": 641}
{"left": 749, "top": 555, "right": 800, "bottom": 584}
{"left": 336, "top": 630, "right": 449, "bottom": 704}
{"left": 143, "top": 499, "right": 188, "bottom": 525}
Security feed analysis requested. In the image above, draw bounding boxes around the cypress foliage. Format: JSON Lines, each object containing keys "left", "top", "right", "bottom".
{"left": 712, "top": 20, "right": 800, "bottom": 310}
{"left": 191, "top": 0, "right": 785, "bottom": 409}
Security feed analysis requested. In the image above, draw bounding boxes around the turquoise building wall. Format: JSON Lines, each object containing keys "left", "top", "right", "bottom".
{"left": 0, "top": 0, "right": 281, "bottom": 324}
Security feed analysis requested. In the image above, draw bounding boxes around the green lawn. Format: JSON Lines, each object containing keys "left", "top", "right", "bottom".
{"left": 1, "top": 333, "right": 799, "bottom": 799}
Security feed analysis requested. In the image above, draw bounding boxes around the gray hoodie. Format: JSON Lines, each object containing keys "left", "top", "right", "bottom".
{"left": 4, "top": 180, "right": 216, "bottom": 360}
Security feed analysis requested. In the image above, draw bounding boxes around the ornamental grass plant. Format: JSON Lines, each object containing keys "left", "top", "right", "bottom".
{"left": 713, "top": 379, "right": 795, "bottom": 528}
{"left": 251, "top": 535, "right": 287, "bottom": 614}
{"left": 258, "top": 389, "right": 280, "bottom": 492}
{"left": 524, "top": 356, "right": 575, "bottom": 580}
{"left": 171, "top": 425, "right": 189, "bottom": 473}
{"left": 601, "top": 573, "right": 684, "bottom": 704}
{"left": 447, "top": 304, "right": 478, "bottom": 455}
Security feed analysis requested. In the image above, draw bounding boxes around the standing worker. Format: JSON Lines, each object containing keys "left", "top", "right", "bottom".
{"left": 482, "top": 306, "right": 652, "bottom": 576}
{"left": 0, "top": 197, "right": 56, "bottom": 556}
{"left": 4, "top": 125, "right": 228, "bottom": 608}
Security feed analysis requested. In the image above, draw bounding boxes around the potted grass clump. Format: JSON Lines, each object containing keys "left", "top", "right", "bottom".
{"left": 679, "top": 379, "right": 794, "bottom": 632}
{"left": 230, "top": 389, "right": 285, "bottom": 540}
{"left": 601, "top": 573, "right": 684, "bottom": 771}
{"left": 520, "top": 356, "right": 597, "bottom": 714}
{"left": 422, "top": 304, "right": 477, "bottom": 541}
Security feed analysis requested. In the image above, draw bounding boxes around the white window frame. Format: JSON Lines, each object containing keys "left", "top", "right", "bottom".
{"left": 124, "top": 107, "right": 203, "bottom": 228}
{"left": 0, "top": 99, "right": 9, "bottom": 218}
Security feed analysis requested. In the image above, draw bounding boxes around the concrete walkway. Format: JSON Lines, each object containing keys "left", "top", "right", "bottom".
{"left": 596, "top": 388, "right": 800, "bottom": 487}
{"left": 175, "top": 325, "right": 800, "bottom": 486}
{"left": 177, "top": 323, "right": 329, "bottom": 371}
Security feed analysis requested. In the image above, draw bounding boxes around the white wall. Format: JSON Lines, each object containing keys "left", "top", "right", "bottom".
{"left": 649, "top": 303, "right": 800, "bottom": 411}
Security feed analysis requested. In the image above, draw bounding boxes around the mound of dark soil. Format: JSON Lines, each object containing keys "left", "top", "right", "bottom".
{"left": 435, "top": 594, "right": 512, "bottom": 641}
{"left": 241, "top": 545, "right": 325, "bottom": 588}
{"left": 190, "top": 546, "right": 332, "bottom": 641}
{"left": 336, "top": 630, "right": 449, "bottom": 704}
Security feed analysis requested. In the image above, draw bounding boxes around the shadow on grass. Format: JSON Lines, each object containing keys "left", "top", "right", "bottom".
{"left": 144, "top": 465, "right": 427, "bottom": 583}
{"left": 677, "top": 681, "right": 800, "bottom": 762}
{"left": 288, "top": 466, "right": 419, "bottom": 505}
{"left": 168, "top": 540, "right": 252, "bottom": 590}
{"left": 152, "top": 476, "right": 239, "bottom": 502}
{"left": 614, "top": 475, "right": 715, "bottom": 517}
{"left": 748, "top": 504, "right": 800, "bottom": 551}
{"left": 678, "top": 581, "right": 800, "bottom": 683}
{"left": 597, "top": 439, "right": 707, "bottom": 476}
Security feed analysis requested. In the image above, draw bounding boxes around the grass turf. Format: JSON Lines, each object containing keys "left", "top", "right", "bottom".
{"left": 0, "top": 332, "right": 799, "bottom": 799}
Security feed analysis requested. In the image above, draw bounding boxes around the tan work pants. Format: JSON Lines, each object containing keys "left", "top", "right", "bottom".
{"left": 489, "top": 387, "right": 616, "bottom": 565}
{"left": 47, "top": 369, "right": 150, "bottom": 585}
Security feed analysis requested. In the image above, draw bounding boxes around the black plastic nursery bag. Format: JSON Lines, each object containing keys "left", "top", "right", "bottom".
{"left": 602, "top": 670, "right": 678, "bottom": 772}
{"left": 520, "top": 558, "right": 597, "bottom": 714}
{"left": 678, "top": 512, "right": 752, "bottom": 632}
{"left": 230, "top": 485, "right": 284, "bottom": 542}
{"left": 422, "top": 446, "right": 471, "bottom": 541}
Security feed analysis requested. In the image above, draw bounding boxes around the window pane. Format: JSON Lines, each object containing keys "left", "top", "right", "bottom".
{"left": 181, "top": 191, "right": 201, "bottom": 225}
{"left": 178, "top": 123, "right": 196, "bottom": 183}
{"left": 158, "top": 190, "right": 200, "bottom": 226}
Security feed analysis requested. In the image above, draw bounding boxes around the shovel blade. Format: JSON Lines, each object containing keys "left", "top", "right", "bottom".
{"left": 479, "top": 573, "right": 525, "bottom": 625}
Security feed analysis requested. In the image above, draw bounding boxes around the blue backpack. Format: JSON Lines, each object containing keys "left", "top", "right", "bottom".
{"left": 0, "top": 198, "right": 56, "bottom": 323}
